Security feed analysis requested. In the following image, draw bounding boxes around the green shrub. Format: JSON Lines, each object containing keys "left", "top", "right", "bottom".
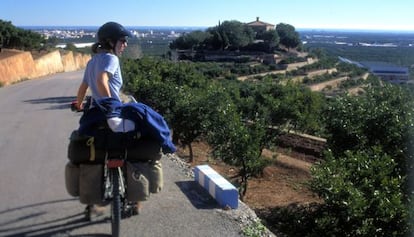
{"left": 323, "top": 83, "right": 414, "bottom": 174}
{"left": 310, "top": 148, "right": 408, "bottom": 236}
{"left": 313, "top": 83, "right": 414, "bottom": 236}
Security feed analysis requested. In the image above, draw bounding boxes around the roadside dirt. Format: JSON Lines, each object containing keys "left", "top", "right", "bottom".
{"left": 176, "top": 135, "right": 325, "bottom": 224}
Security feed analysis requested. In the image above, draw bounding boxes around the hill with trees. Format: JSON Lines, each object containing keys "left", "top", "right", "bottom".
{"left": 169, "top": 20, "right": 301, "bottom": 61}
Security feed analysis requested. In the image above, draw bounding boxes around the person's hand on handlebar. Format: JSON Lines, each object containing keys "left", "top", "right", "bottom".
{"left": 71, "top": 101, "right": 83, "bottom": 112}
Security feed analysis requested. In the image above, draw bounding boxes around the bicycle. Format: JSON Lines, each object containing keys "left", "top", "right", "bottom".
{"left": 71, "top": 97, "right": 141, "bottom": 237}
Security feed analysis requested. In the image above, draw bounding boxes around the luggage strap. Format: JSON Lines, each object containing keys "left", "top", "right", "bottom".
{"left": 86, "top": 137, "right": 95, "bottom": 161}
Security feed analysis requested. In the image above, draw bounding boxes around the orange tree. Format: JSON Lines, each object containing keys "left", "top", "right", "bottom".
{"left": 309, "top": 82, "right": 414, "bottom": 236}
{"left": 205, "top": 91, "right": 273, "bottom": 199}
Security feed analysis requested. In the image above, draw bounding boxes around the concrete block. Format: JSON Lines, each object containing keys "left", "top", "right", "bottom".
{"left": 194, "top": 165, "right": 238, "bottom": 209}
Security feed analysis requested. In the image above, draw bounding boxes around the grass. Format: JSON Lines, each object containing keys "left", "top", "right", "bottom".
{"left": 242, "top": 220, "right": 268, "bottom": 237}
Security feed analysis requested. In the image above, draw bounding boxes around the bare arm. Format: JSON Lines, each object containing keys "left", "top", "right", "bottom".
{"left": 76, "top": 81, "right": 88, "bottom": 110}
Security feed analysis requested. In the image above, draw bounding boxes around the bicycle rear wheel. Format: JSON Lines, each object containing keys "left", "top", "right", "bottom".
{"left": 111, "top": 169, "right": 121, "bottom": 237}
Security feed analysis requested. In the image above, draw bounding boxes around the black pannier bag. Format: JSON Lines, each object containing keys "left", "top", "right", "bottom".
{"left": 68, "top": 127, "right": 162, "bottom": 164}
{"left": 126, "top": 137, "right": 162, "bottom": 161}
{"left": 90, "top": 126, "right": 161, "bottom": 160}
{"left": 67, "top": 130, "right": 106, "bottom": 164}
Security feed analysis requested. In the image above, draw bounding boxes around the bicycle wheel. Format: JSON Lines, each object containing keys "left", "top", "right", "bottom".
{"left": 111, "top": 169, "right": 121, "bottom": 237}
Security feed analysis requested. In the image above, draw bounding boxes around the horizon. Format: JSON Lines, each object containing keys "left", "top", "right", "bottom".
{"left": 18, "top": 25, "right": 414, "bottom": 34}
{"left": 3, "top": 0, "right": 414, "bottom": 33}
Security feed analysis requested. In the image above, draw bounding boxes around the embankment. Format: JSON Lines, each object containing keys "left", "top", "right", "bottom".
{"left": 0, "top": 49, "right": 90, "bottom": 85}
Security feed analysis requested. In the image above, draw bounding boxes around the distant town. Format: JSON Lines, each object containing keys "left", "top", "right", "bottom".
{"left": 22, "top": 26, "right": 205, "bottom": 48}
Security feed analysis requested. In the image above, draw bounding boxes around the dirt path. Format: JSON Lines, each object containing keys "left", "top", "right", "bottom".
{"left": 237, "top": 69, "right": 286, "bottom": 81}
{"left": 308, "top": 76, "right": 348, "bottom": 91}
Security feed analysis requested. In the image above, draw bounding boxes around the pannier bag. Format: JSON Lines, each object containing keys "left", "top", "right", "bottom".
{"left": 67, "top": 130, "right": 106, "bottom": 164}
{"left": 126, "top": 160, "right": 163, "bottom": 198}
{"left": 68, "top": 129, "right": 161, "bottom": 164}
{"left": 65, "top": 161, "right": 80, "bottom": 197}
{"left": 126, "top": 161, "right": 150, "bottom": 202}
{"left": 79, "top": 164, "right": 105, "bottom": 205}
{"left": 127, "top": 138, "right": 162, "bottom": 161}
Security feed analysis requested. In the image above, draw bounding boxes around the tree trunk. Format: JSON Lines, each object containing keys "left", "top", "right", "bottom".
{"left": 188, "top": 143, "right": 194, "bottom": 163}
{"left": 239, "top": 158, "right": 248, "bottom": 201}
{"left": 241, "top": 176, "right": 248, "bottom": 200}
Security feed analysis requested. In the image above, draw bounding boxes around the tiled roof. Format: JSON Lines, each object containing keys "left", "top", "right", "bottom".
{"left": 246, "top": 17, "right": 274, "bottom": 27}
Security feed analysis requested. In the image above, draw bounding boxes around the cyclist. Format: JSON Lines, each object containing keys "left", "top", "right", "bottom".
{"left": 75, "top": 21, "right": 130, "bottom": 111}
{"left": 74, "top": 22, "right": 142, "bottom": 215}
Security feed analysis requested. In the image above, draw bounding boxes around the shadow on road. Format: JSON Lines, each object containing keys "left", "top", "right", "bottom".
{"left": 0, "top": 198, "right": 110, "bottom": 237}
{"left": 175, "top": 180, "right": 219, "bottom": 210}
{"left": 23, "top": 96, "right": 76, "bottom": 110}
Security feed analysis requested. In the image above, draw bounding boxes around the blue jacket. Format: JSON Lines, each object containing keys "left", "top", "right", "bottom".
{"left": 78, "top": 97, "right": 176, "bottom": 154}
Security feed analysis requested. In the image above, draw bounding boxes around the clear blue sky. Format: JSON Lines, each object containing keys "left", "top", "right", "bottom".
{"left": 2, "top": 0, "right": 414, "bottom": 31}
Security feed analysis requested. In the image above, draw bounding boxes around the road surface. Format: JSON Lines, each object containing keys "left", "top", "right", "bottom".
{"left": 0, "top": 70, "right": 259, "bottom": 237}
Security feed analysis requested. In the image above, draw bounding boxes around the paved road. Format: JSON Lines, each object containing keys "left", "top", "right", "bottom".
{"left": 0, "top": 71, "right": 250, "bottom": 237}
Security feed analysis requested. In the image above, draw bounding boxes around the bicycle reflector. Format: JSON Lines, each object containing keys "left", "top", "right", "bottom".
{"left": 107, "top": 159, "right": 124, "bottom": 168}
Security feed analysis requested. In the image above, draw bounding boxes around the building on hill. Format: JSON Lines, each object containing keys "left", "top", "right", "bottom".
{"left": 339, "top": 57, "right": 410, "bottom": 84}
{"left": 360, "top": 61, "right": 409, "bottom": 84}
{"left": 246, "top": 17, "right": 275, "bottom": 34}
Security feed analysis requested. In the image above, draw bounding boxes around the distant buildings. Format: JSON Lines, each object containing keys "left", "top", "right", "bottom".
{"left": 339, "top": 56, "right": 410, "bottom": 84}
{"left": 38, "top": 29, "right": 95, "bottom": 40}
{"left": 360, "top": 61, "right": 409, "bottom": 84}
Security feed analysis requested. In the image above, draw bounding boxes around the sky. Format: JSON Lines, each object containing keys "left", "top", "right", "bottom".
{"left": 1, "top": 0, "right": 414, "bottom": 31}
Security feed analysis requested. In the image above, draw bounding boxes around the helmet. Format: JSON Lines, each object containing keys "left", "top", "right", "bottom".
{"left": 97, "top": 22, "right": 132, "bottom": 43}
